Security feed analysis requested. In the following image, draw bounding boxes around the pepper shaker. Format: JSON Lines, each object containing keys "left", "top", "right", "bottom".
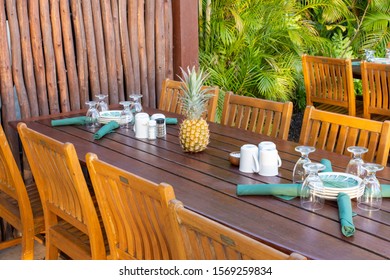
{"left": 156, "top": 118, "right": 166, "bottom": 138}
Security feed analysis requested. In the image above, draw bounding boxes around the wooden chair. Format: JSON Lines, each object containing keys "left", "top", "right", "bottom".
{"left": 168, "top": 199, "right": 306, "bottom": 260}
{"left": 302, "top": 54, "right": 358, "bottom": 116}
{"left": 0, "top": 124, "right": 44, "bottom": 260}
{"left": 17, "top": 123, "right": 107, "bottom": 260}
{"left": 86, "top": 153, "right": 183, "bottom": 260}
{"left": 158, "top": 78, "right": 219, "bottom": 122}
{"left": 220, "top": 92, "right": 293, "bottom": 140}
{"left": 299, "top": 106, "right": 390, "bottom": 166}
{"left": 360, "top": 61, "right": 390, "bottom": 121}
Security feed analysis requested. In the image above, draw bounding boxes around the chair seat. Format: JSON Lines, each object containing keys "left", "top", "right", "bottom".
{"left": 0, "top": 184, "right": 44, "bottom": 240}
{"left": 49, "top": 222, "right": 92, "bottom": 260}
{"left": 315, "top": 100, "right": 364, "bottom": 117}
{"left": 43, "top": 191, "right": 110, "bottom": 260}
{"left": 314, "top": 104, "right": 349, "bottom": 115}
{"left": 48, "top": 220, "right": 109, "bottom": 260}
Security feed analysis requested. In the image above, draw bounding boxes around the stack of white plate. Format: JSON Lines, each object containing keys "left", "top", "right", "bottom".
{"left": 98, "top": 110, "right": 126, "bottom": 125}
{"left": 316, "top": 172, "right": 364, "bottom": 200}
{"left": 371, "top": 58, "right": 390, "bottom": 64}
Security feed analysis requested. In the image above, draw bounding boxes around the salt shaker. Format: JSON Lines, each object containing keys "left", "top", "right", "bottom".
{"left": 148, "top": 120, "right": 157, "bottom": 140}
{"left": 156, "top": 118, "right": 166, "bottom": 138}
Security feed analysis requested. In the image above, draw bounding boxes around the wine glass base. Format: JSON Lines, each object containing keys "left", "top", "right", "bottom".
{"left": 301, "top": 201, "right": 324, "bottom": 211}
{"left": 120, "top": 124, "right": 134, "bottom": 130}
{"left": 357, "top": 203, "right": 381, "bottom": 211}
{"left": 86, "top": 125, "right": 100, "bottom": 131}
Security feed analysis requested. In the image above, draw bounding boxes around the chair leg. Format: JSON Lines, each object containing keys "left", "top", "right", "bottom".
{"left": 46, "top": 239, "right": 60, "bottom": 260}
{"left": 20, "top": 230, "right": 35, "bottom": 260}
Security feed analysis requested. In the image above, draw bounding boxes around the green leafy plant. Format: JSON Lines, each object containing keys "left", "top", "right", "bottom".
{"left": 199, "top": 0, "right": 390, "bottom": 113}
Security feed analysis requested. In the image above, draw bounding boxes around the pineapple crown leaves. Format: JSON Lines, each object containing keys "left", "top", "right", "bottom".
{"left": 178, "top": 66, "right": 215, "bottom": 120}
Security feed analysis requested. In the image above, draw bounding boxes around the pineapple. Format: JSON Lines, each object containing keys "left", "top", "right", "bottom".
{"left": 178, "top": 66, "right": 214, "bottom": 153}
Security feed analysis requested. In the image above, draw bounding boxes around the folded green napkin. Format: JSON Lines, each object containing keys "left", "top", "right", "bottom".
{"left": 337, "top": 192, "right": 355, "bottom": 237}
{"left": 165, "top": 118, "right": 178, "bottom": 125}
{"left": 237, "top": 183, "right": 300, "bottom": 200}
{"left": 51, "top": 116, "right": 88, "bottom": 126}
{"left": 382, "top": 184, "right": 390, "bottom": 197}
{"left": 320, "top": 158, "right": 333, "bottom": 172}
{"left": 93, "top": 121, "right": 120, "bottom": 140}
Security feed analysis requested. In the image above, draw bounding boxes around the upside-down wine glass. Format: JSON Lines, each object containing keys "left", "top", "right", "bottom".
{"left": 119, "top": 101, "right": 134, "bottom": 129}
{"left": 95, "top": 94, "right": 109, "bottom": 112}
{"left": 364, "top": 49, "right": 376, "bottom": 62}
{"left": 292, "top": 146, "right": 316, "bottom": 184}
{"left": 129, "top": 93, "right": 143, "bottom": 113}
{"left": 345, "top": 146, "right": 368, "bottom": 178}
{"left": 300, "top": 162, "right": 326, "bottom": 211}
{"left": 357, "top": 163, "right": 384, "bottom": 211}
{"left": 386, "top": 48, "right": 390, "bottom": 59}
{"left": 85, "top": 101, "right": 100, "bottom": 130}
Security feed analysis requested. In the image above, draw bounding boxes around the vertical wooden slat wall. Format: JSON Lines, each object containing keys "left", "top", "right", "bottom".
{"left": 0, "top": 0, "right": 174, "bottom": 157}
{"left": 0, "top": 0, "right": 17, "bottom": 159}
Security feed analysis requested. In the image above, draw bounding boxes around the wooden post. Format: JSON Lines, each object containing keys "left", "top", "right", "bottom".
{"left": 172, "top": 0, "right": 199, "bottom": 80}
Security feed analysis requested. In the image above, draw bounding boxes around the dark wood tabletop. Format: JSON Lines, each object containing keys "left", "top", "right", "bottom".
{"left": 10, "top": 107, "right": 390, "bottom": 260}
{"left": 352, "top": 59, "right": 362, "bottom": 79}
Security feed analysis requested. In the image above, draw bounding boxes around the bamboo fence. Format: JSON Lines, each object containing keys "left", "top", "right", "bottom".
{"left": 0, "top": 0, "right": 173, "bottom": 157}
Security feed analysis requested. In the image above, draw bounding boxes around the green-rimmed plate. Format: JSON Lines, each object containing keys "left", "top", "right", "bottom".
{"left": 98, "top": 110, "right": 126, "bottom": 125}
{"left": 319, "top": 172, "right": 362, "bottom": 191}
{"left": 317, "top": 172, "right": 363, "bottom": 200}
{"left": 371, "top": 58, "right": 390, "bottom": 64}
{"left": 99, "top": 110, "right": 122, "bottom": 118}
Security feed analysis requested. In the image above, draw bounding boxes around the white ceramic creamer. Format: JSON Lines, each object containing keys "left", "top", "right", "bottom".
{"left": 239, "top": 144, "right": 260, "bottom": 173}
{"left": 134, "top": 112, "right": 149, "bottom": 139}
{"left": 258, "top": 141, "right": 281, "bottom": 176}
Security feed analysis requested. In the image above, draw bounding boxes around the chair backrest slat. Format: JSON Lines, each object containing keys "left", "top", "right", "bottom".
{"left": 0, "top": 124, "right": 44, "bottom": 260}
{"left": 299, "top": 106, "right": 390, "bottom": 166}
{"left": 86, "top": 152, "right": 182, "bottom": 260}
{"left": 17, "top": 122, "right": 106, "bottom": 260}
{"left": 302, "top": 54, "right": 356, "bottom": 116}
{"left": 221, "top": 92, "right": 293, "bottom": 140}
{"left": 168, "top": 199, "right": 306, "bottom": 260}
{"left": 158, "top": 79, "right": 219, "bottom": 122}
{"left": 361, "top": 61, "right": 390, "bottom": 120}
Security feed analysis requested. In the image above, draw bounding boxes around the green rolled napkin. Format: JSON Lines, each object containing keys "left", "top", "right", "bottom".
{"left": 320, "top": 158, "right": 333, "bottom": 172}
{"left": 93, "top": 121, "right": 120, "bottom": 140}
{"left": 337, "top": 192, "right": 355, "bottom": 237}
{"left": 165, "top": 118, "right": 178, "bottom": 125}
{"left": 237, "top": 183, "right": 300, "bottom": 200}
{"left": 51, "top": 116, "right": 88, "bottom": 126}
{"left": 381, "top": 184, "right": 390, "bottom": 197}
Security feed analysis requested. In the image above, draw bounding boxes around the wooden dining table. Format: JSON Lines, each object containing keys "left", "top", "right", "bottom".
{"left": 10, "top": 107, "right": 390, "bottom": 260}
{"left": 352, "top": 60, "right": 362, "bottom": 79}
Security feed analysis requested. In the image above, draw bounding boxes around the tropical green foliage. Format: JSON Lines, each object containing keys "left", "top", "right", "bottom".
{"left": 198, "top": 0, "right": 390, "bottom": 111}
